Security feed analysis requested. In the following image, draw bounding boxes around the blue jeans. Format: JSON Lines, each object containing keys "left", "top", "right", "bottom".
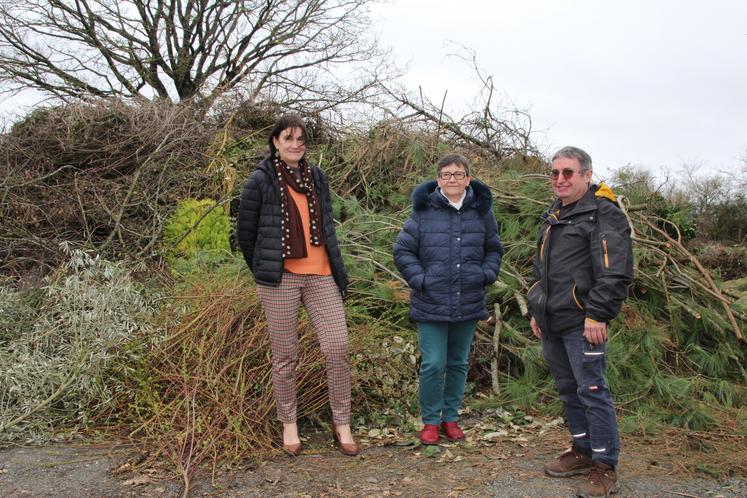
{"left": 417, "top": 321, "right": 477, "bottom": 425}
{"left": 542, "top": 328, "right": 620, "bottom": 467}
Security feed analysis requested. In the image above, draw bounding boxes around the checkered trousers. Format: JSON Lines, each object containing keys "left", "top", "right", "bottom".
{"left": 257, "top": 272, "right": 351, "bottom": 425}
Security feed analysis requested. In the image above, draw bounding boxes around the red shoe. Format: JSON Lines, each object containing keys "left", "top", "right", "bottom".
{"left": 440, "top": 421, "right": 465, "bottom": 441}
{"left": 419, "top": 424, "right": 440, "bottom": 445}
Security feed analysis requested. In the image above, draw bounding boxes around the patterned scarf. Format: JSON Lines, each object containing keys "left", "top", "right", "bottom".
{"left": 273, "top": 156, "right": 324, "bottom": 259}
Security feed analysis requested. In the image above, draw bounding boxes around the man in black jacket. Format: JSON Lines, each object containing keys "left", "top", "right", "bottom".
{"left": 527, "top": 146, "right": 633, "bottom": 498}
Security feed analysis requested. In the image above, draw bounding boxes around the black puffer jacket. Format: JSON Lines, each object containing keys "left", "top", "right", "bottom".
{"left": 236, "top": 158, "right": 348, "bottom": 295}
{"left": 527, "top": 184, "right": 633, "bottom": 335}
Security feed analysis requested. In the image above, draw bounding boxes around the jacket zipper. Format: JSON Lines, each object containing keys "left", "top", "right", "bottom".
{"left": 539, "top": 225, "right": 551, "bottom": 261}
{"left": 601, "top": 237, "right": 609, "bottom": 269}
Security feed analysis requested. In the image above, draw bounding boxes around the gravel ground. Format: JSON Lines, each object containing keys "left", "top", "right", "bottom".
{"left": 1, "top": 427, "right": 745, "bottom": 497}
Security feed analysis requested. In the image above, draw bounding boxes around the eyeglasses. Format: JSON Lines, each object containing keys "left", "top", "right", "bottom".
{"left": 438, "top": 171, "right": 467, "bottom": 180}
{"left": 550, "top": 168, "right": 582, "bottom": 180}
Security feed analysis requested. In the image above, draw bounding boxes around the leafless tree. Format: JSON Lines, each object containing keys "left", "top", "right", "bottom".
{"left": 0, "top": 0, "right": 388, "bottom": 110}
{"left": 381, "top": 44, "right": 537, "bottom": 161}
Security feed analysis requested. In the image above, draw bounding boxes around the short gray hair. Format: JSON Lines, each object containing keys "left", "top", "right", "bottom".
{"left": 436, "top": 153, "right": 470, "bottom": 176}
{"left": 552, "top": 146, "right": 592, "bottom": 172}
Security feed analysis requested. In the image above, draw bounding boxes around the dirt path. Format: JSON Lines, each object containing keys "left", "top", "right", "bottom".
{"left": 1, "top": 426, "right": 744, "bottom": 497}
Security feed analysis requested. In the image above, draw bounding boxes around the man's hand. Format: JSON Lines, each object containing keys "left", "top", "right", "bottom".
{"left": 584, "top": 318, "right": 607, "bottom": 345}
{"left": 530, "top": 316, "right": 542, "bottom": 339}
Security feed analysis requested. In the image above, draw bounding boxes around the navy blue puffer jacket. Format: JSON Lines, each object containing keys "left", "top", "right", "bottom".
{"left": 393, "top": 179, "right": 503, "bottom": 322}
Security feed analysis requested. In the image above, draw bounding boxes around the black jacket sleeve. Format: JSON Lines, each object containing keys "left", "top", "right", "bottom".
{"left": 236, "top": 170, "right": 263, "bottom": 271}
{"left": 586, "top": 199, "right": 634, "bottom": 322}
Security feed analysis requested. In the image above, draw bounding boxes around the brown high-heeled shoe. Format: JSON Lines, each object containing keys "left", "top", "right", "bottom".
{"left": 331, "top": 423, "right": 359, "bottom": 456}
{"left": 281, "top": 423, "right": 302, "bottom": 456}
{"left": 281, "top": 430, "right": 302, "bottom": 456}
{"left": 282, "top": 440, "right": 302, "bottom": 456}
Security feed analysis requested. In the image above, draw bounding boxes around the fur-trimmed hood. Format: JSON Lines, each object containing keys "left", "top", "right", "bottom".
{"left": 412, "top": 178, "right": 494, "bottom": 214}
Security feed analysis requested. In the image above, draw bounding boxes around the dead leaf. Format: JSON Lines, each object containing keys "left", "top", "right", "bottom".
{"left": 122, "top": 475, "right": 152, "bottom": 486}
{"left": 482, "top": 430, "right": 508, "bottom": 441}
{"left": 511, "top": 436, "right": 529, "bottom": 447}
{"left": 395, "top": 439, "right": 419, "bottom": 447}
{"left": 538, "top": 417, "right": 565, "bottom": 436}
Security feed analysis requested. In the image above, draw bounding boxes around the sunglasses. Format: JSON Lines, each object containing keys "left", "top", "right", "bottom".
{"left": 550, "top": 168, "right": 582, "bottom": 180}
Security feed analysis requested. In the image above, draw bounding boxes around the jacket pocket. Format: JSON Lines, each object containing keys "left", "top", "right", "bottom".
{"left": 417, "top": 273, "right": 427, "bottom": 292}
{"left": 546, "top": 278, "right": 588, "bottom": 315}
{"left": 251, "top": 234, "right": 263, "bottom": 271}
{"left": 598, "top": 230, "right": 628, "bottom": 274}
{"left": 527, "top": 281, "right": 545, "bottom": 317}
{"left": 581, "top": 341, "right": 607, "bottom": 387}
{"left": 600, "top": 234, "right": 610, "bottom": 269}
{"left": 572, "top": 284, "right": 584, "bottom": 310}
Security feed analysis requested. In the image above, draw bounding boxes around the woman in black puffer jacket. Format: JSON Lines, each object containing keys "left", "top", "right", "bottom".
{"left": 236, "top": 115, "right": 357, "bottom": 457}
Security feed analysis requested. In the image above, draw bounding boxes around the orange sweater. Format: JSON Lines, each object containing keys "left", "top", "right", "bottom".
{"left": 283, "top": 188, "right": 332, "bottom": 275}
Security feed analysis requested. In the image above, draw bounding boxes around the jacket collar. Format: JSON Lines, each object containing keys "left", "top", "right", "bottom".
{"left": 257, "top": 156, "right": 318, "bottom": 183}
{"left": 542, "top": 183, "right": 617, "bottom": 222}
{"left": 256, "top": 157, "right": 273, "bottom": 173}
{"left": 550, "top": 185, "right": 597, "bottom": 212}
{"left": 412, "top": 178, "right": 493, "bottom": 214}
{"left": 543, "top": 184, "right": 598, "bottom": 223}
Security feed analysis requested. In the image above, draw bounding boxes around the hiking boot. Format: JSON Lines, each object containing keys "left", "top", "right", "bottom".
{"left": 419, "top": 424, "right": 439, "bottom": 445}
{"left": 440, "top": 421, "right": 465, "bottom": 441}
{"left": 544, "top": 446, "right": 594, "bottom": 477}
{"left": 576, "top": 461, "right": 619, "bottom": 497}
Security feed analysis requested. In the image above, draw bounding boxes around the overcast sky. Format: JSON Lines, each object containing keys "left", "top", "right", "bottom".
{"left": 2, "top": 1, "right": 745, "bottom": 182}
{"left": 371, "top": 0, "right": 747, "bottom": 181}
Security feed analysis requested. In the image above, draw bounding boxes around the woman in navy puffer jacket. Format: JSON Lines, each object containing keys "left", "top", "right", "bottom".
{"left": 394, "top": 154, "right": 503, "bottom": 445}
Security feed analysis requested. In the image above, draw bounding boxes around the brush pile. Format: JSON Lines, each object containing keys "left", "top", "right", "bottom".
{"left": 1, "top": 100, "right": 745, "bottom": 482}
{"left": 0, "top": 246, "right": 154, "bottom": 443}
{"left": 129, "top": 270, "right": 326, "bottom": 477}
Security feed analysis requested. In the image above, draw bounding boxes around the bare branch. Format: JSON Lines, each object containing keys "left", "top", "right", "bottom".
{"left": 0, "top": 0, "right": 390, "bottom": 109}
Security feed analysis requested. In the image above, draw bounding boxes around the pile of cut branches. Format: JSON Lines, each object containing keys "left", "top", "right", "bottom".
{"left": 2, "top": 98, "right": 745, "bottom": 483}
{"left": 0, "top": 100, "right": 217, "bottom": 277}
{"left": 0, "top": 247, "right": 154, "bottom": 443}
{"left": 310, "top": 132, "right": 747, "bottom": 433}
{"left": 125, "top": 251, "right": 421, "bottom": 491}
{"left": 128, "top": 270, "right": 328, "bottom": 490}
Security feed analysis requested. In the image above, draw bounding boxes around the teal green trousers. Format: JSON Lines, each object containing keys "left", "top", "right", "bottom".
{"left": 417, "top": 320, "right": 477, "bottom": 424}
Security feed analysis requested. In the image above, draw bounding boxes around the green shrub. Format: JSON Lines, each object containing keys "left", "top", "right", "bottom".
{"left": 162, "top": 199, "right": 231, "bottom": 262}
